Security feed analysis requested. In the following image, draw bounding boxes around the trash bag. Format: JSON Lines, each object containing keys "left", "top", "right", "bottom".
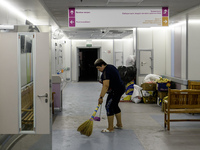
{"left": 118, "top": 65, "right": 137, "bottom": 85}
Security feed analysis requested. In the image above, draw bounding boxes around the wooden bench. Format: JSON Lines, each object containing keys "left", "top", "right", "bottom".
{"left": 21, "top": 85, "right": 55, "bottom": 127}
{"left": 188, "top": 80, "right": 200, "bottom": 89}
{"left": 164, "top": 88, "right": 200, "bottom": 130}
{"left": 21, "top": 84, "right": 33, "bottom": 125}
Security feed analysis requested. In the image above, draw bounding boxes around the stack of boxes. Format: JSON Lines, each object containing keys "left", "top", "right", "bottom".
{"left": 140, "top": 78, "right": 170, "bottom": 108}
{"left": 141, "top": 83, "right": 157, "bottom": 103}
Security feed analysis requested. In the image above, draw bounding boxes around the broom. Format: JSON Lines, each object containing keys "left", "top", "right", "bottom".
{"left": 77, "top": 104, "right": 101, "bottom": 136}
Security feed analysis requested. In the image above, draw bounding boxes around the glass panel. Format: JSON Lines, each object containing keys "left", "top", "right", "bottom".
{"left": 20, "top": 34, "right": 34, "bottom": 131}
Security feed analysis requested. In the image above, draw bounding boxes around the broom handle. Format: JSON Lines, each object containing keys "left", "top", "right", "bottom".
{"left": 90, "top": 104, "right": 101, "bottom": 119}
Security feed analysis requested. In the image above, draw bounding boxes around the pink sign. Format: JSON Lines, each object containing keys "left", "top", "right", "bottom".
{"left": 68, "top": 7, "right": 169, "bottom": 27}
{"left": 69, "top": 8, "right": 75, "bottom": 27}
{"left": 162, "top": 7, "right": 168, "bottom": 17}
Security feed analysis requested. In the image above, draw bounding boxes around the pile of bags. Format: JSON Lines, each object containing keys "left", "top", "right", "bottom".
{"left": 120, "top": 73, "right": 163, "bottom": 104}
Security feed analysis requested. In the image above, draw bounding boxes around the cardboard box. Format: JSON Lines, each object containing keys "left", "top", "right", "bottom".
{"left": 141, "top": 83, "right": 156, "bottom": 91}
{"left": 142, "top": 90, "right": 156, "bottom": 97}
{"left": 143, "top": 96, "right": 157, "bottom": 104}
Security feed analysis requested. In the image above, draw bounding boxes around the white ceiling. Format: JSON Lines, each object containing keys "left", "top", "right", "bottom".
{"left": 3, "top": 0, "right": 200, "bottom": 39}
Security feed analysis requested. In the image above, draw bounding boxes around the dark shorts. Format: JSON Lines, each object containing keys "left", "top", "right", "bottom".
{"left": 105, "top": 88, "right": 125, "bottom": 116}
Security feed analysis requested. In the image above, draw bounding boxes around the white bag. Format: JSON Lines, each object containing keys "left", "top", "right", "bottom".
{"left": 131, "top": 84, "right": 142, "bottom": 103}
{"left": 126, "top": 55, "right": 136, "bottom": 67}
{"left": 143, "top": 74, "right": 161, "bottom": 83}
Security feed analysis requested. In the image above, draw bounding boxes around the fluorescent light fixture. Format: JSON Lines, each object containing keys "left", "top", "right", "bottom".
{"left": 188, "top": 19, "right": 200, "bottom": 24}
{"left": 92, "top": 39, "right": 113, "bottom": 42}
{"left": 72, "top": 40, "right": 87, "bottom": 42}
{"left": 109, "top": 0, "right": 143, "bottom": 2}
{"left": 169, "top": 21, "right": 186, "bottom": 28}
{"left": 0, "top": 25, "right": 14, "bottom": 30}
{"left": 0, "top": 0, "right": 27, "bottom": 19}
{"left": 0, "top": 0, "right": 38, "bottom": 25}
{"left": 150, "top": 26, "right": 168, "bottom": 29}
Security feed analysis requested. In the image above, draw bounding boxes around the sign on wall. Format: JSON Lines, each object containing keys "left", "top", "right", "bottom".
{"left": 68, "top": 7, "right": 169, "bottom": 28}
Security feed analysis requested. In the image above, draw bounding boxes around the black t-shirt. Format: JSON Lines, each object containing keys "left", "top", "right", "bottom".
{"left": 101, "top": 64, "right": 125, "bottom": 91}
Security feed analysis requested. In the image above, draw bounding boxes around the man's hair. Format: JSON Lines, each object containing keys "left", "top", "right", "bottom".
{"left": 94, "top": 59, "right": 107, "bottom": 67}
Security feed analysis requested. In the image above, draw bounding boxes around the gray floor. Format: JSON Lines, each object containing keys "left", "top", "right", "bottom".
{"left": 5, "top": 82, "right": 200, "bottom": 150}
{"left": 52, "top": 82, "right": 200, "bottom": 150}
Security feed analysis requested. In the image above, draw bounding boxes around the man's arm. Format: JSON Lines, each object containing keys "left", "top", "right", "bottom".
{"left": 98, "top": 80, "right": 109, "bottom": 104}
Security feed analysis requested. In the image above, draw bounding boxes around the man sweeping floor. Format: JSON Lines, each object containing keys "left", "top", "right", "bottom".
{"left": 94, "top": 59, "right": 125, "bottom": 133}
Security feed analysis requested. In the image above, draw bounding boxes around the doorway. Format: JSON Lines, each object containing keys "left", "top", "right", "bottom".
{"left": 78, "top": 48, "right": 99, "bottom": 81}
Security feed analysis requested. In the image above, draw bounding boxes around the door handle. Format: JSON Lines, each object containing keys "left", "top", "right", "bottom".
{"left": 141, "top": 62, "right": 146, "bottom": 66}
{"left": 38, "top": 93, "right": 48, "bottom": 98}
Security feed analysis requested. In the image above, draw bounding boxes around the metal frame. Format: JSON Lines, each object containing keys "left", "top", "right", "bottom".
{"left": 18, "top": 32, "right": 36, "bottom": 134}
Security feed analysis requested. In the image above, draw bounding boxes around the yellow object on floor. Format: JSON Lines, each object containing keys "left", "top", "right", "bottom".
{"left": 123, "top": 95, "right": 132, "bottom": 100}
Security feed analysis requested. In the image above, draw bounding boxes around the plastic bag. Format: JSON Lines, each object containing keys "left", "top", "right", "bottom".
{"left": 143, "top": 74, "right": 161, "bottom": 83}
{"left": 126, "top": 55, "right": 136, "bottom": 67}
{"left": 131, "top": 84, "right": 142, "bottom": 103}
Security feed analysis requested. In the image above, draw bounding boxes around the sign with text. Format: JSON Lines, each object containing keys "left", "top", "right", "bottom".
{"left": 68, "top": 7, "right": 169, "bottom": 27}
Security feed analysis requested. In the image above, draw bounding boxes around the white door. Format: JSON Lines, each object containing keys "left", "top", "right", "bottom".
{"left": 0, "top": 33, "right": 19, "bottom": 134}
{"left": 0, "top": 32, "right": 50, "bottom": 134}
{"left": 35, "top": 33, "right": 50, "bottom": 134}
{"left": 139, "top": 50, "right": 153, "bottom": 75}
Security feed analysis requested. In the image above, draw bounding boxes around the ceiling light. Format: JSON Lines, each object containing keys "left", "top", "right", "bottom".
{"left": 0, "top": 0, "right": 27, "bottom": 19}
{"left": 188, "top": 19, "right": 200, "bottom": 24}
{"left": 0, "top": 0, "right": 38, "bottom": 25}
{"left": 169, "top": 21, "right": 186, "bottom": 28}
{"left": 0, "top": 25, "right": 14, "bottom": 30}
{"left": 109, "top": 0, "right": 143, "bottom": 2}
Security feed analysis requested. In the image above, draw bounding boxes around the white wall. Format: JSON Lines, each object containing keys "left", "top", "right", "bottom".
{"left": 62, "top": 39, "right": 71, "bottom": 81}
{"left": 51, "top": 38, "right": 71, "bottom": 82}
{"left": 165, "top": 28, "right": 171, "bottom": 76}
{"left": 153, "top": 28, "right": 167, "bottom": 75}
{"left": 136, "top": 28, "right": 170, "bottom": 85}
{"left": 181, "top": 23, "right": 187, "bottom": 79}
{"left": 188, "top": 21, "right": 200, "bottom": 80}
{"left": 137, "top": 28, "right": 153, "bottom": 49}
{"left": 101, "top": 40, "right": 114, "bottom": 64}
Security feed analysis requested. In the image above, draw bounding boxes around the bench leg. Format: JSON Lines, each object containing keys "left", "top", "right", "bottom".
{"left": 164, "top": 112, "right": 166, "bottom": 128}
{"left": 164, "top": 103, "right": 166, "bottom": 128}
{"left": 167, "top": 112, "right": 170, "bottom": 130}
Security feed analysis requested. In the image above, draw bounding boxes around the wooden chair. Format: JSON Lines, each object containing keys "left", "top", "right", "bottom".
{"left": 21, "top": 85, "right": 34, "bottom": 125}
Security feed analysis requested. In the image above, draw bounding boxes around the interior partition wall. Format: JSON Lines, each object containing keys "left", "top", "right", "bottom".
{"left": 188, "top": 18, "right": 200, "bottom": 80}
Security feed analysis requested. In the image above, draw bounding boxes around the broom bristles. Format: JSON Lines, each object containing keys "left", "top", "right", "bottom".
{"left": 77, "top": 104, "right": 101, "bottom": 137}
{"left": 77, "top": 119, "right": 90, "bottom": 132}
{"left": 77, "top": 119, "right": 93, "bottom": 136}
